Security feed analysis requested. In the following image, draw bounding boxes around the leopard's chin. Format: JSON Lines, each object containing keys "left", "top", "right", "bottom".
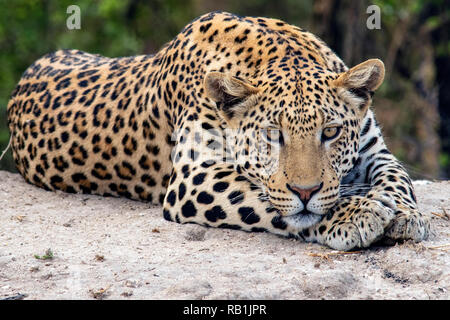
{"left": 282, "top": 210, "right": 323, "bottom": 229}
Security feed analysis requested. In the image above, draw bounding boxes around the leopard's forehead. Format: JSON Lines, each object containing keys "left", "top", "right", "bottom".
{"left": 250, "top": 64, "right": 350, "bottom": 134}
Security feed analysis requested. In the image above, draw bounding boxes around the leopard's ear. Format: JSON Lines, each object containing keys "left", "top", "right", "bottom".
{"left": 333, "top": 59, "right": 385, "bottom": 115}
{"left": 204, "top": 72, "right": 260, "bottom": 119}
{"left": 334, "top": 59, "right": 385, "bottom": 91}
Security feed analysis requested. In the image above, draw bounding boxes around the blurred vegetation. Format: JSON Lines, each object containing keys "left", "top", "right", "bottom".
{"left": 0, "top": 0, "right": 449, "bottom": 179}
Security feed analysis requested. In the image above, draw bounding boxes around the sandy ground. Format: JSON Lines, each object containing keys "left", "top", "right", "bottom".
{"left": 0, "top": 170, "right": 448, "bottom": 300}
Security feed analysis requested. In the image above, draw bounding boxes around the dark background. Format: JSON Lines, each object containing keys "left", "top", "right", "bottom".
{"left": 0, "top": 0, "right": 449, "bottom": 179}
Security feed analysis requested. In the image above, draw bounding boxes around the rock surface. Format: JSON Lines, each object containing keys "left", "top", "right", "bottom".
{"left": 0, "top": 171, "right": 448, "bottom": 299}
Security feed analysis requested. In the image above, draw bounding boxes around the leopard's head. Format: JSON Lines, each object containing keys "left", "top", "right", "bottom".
{"left": 205, "top": 58, "right": 385, "bottom": 228}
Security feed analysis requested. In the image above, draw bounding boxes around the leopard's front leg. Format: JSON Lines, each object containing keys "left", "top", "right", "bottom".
{"left": 301, "top": 194, "right": 397, "bottom": 251}
{"left": 342, "top": 111, "right": 431, "bottom": 244}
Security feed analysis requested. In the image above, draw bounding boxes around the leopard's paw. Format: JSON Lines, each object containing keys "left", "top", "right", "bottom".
{"left": 323, "top": 195, "right": 397, "bottom": 251}
{"left": 384, "top": 208, "right": 430, "bottom": 243}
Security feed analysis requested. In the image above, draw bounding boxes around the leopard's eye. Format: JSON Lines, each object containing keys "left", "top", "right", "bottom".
{"left": 321, "top": 126, "right": 342, "bottom": 142}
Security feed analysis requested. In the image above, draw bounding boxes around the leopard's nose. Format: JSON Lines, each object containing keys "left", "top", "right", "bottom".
{"left": 287, "top": 182, "right": 323, "bottom": 205}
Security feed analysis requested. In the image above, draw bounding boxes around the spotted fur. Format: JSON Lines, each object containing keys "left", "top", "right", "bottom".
{"left": 7, "top": 12, "right": 429, "bottom": 250}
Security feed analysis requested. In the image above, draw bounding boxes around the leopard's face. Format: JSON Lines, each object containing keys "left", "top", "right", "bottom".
{"left": 205, "top": 59, "right": 384, "bottom": 228}
{"left": 236, "top": 77, "right": 362, "bottom": 228}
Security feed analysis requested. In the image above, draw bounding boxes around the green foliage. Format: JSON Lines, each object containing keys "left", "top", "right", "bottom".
{"left": 34, "top": 248, "right": 54, "bottom": 260}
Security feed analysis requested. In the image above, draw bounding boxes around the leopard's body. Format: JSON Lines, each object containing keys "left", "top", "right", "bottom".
{"left": 7, "top": 12, "right": 429, "bottom": 250}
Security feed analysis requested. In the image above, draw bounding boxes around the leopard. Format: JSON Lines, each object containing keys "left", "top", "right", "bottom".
{"left": 6, "top": 11, "right": 430, "bottom": 250}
